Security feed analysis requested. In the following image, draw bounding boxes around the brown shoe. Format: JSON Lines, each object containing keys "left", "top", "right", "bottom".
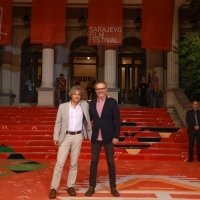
{"left": 111, "top": 188, "right": 120, "bottom": 197}
{"left": 67, "top": 187, "right": 76, "bottom": 196}
{"left": 85, "top": 186, "right": 95, "bottom": 197}
{"left": 49, "top": 189, "right": 56, "bottom": 199}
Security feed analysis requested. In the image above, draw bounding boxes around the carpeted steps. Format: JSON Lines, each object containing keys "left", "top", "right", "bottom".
{"left": 0, "top": 107, "right": 190, "bottom": 161}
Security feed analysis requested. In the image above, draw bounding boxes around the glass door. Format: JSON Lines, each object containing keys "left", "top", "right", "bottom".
{"left": 20, "top": 52, "right": 42, "bottom": 103}
{"left": 118, "top": 54, "right": 146, "bottom": 104}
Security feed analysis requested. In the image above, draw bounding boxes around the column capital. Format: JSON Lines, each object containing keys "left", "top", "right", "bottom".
{"left": 43, "top": 44, "right": 54, "bottom": 49}
{"left": 104, "top": 45, "right": 117, "bottom": 50}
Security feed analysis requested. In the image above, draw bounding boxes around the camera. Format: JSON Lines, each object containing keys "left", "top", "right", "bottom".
{"left": 54, "top": 78, "right": 60, "bottom": 90}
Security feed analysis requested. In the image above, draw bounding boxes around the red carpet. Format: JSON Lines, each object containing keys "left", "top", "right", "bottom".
{"left": 0, "top": 107, "right": 198, "bottom": 200}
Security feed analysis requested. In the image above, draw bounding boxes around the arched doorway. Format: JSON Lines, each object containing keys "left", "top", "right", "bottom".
{"left": 118, "top": 37, "right": 146, "bottom": 104}
{"left": 69, "top": 36, "right": 98, "bottom": 100}
{"left": 20, "top": 37, "right": 42, "bottom": 103}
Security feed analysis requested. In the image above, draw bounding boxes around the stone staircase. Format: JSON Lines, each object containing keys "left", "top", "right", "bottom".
{"left": 168, "top": 108, "right": 183, "bottom": 127}
{"left": 0, "top": 106, "right": 191, "bottom": 161}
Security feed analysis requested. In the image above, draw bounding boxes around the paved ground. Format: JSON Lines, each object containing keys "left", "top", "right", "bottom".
{"left": 1, "top": 159, "right": 200, "bottom": 200}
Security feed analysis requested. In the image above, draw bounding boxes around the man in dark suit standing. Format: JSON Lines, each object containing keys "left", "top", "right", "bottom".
{"left": 85, "top": 81, "right": 121, "bottom": 197}
{"left": 186, "top": 100, "right": 200, "bottom": 162}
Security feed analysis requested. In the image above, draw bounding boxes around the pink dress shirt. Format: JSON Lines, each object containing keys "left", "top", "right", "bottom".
{"left": 96, "top": 97, "right": 106, "bottom": 141}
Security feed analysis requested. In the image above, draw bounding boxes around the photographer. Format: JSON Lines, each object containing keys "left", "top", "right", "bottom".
{"left": 59, "top": 74, "right": 66, "bottom": 103}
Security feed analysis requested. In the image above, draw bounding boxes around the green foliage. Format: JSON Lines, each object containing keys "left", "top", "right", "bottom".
{"left": 174, "top": 32, "right": 200, "bottom": 101}
{"left": 186, "top": 0, "right": 200, "bottom": 23}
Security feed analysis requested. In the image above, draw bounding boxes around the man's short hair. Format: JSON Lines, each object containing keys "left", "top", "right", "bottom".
{"left": 152, "top": 70, "right": 156, "bottom": 74}
{"left": 60, "top": 73, "right": 64, "bottom": 77}
{"left": 94, "top": 81, "right": 107, "bottom": 89}
{"left": 68, "top": 86, "right": 83, "bottom": 97}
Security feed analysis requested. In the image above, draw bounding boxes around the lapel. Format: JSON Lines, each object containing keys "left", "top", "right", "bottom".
{"left": 101, "top": 97, "right": 108, "bottom": 117}
{"left": 92, "top": 99, "right": 99, "bottom": 118}
{"left": 64, "top": 102, "right": 70, "bottom": 123}
{"left": 80, "top": 100, "right": 86, "bottom": 119}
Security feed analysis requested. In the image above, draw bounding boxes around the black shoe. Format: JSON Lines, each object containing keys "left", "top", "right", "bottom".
{"left": 85, "top": 186, "right": 95, "bottom": 197}
{"left": 111, "top": 188, "right": 120, "bottom": 197}
{"left": 49, "top": 189, "right": 56, "bottom": 199}
{"left": 188, "top": 158, "right": 193, "bottom": 162}
{"left": 67, "top": 187, "right": 76, "bottom": 196}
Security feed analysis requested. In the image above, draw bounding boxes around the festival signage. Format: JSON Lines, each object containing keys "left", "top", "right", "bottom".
{"left": 88, "top": 0, "right": 122, "bottom": 45}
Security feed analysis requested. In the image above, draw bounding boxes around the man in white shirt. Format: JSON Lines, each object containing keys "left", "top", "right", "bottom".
{"left": 49, "top": 86, "right": 92, "bottom": 199}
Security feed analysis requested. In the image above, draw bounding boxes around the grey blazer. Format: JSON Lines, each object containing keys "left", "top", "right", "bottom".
{"left": 53, "top": 100, "right": 92, "bottom": 144}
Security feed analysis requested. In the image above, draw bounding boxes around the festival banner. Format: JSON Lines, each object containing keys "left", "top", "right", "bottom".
{"left": 0, "top": 0, "right": 12, "bottom": 44}
{"left": 142, "top": 0, "right": 175, "bottom": 51}
{"left": 31, "top": 0, "right": 66, "bottom": 44}
{"left": 88, "top": 0, "right": 122, "bottom": 45}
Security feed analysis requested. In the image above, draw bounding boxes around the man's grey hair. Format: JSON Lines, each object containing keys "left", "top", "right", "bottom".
{"left": 68, "top": 86, "right": 83, "bottom": 97}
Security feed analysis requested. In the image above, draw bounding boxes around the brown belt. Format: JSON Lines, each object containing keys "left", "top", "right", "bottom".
{"left": 66, "top": 130, "right": 81, "bottom": 135}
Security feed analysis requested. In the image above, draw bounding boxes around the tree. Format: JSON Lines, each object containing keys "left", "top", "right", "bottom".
{"left": 174, "top": 32, "right": 200, "bottom": 101}
{"left": 186, "top": 0, "right": 200, "bottom": 27}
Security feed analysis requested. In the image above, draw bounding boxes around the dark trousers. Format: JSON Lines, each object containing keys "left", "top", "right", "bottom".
{"left": 89, "top": 141, "right": 116, "bottom": 188}
{"left": 60, "top": 91, "right": 66, "bottom": 103}
{"left": 91, "top": 89, "right": 96, "bottom": 99}
{"left": 149, "top": 90, "right": 159, "bottom": 108}
{"left": 188, "top": 131, "right": 200, "bottom": 160}
{"left": 87, "top": 91, "right": 92, "bottom": 99}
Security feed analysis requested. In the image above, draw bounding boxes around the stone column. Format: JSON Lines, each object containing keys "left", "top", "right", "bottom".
{"left": 104, "top": 46, "right": 119, "bottom": 102}
{"left": 36, "top": 44, "right": 55, "bottom": 106}
{"left": 0, "top": 45, "right": 13, "bottom": 105}
{"left": 164, "top": 4, "right": 179, "bottom": 107}
{"left": 54, "top": 45, "right": 64, "bottom": 80}
{"left": 166, "top": 10, "right": 179, "bottom": 90}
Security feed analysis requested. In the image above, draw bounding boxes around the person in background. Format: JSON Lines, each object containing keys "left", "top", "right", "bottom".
{"left": 37, "top": 75, "right": 42, "bottom": 87}
{"left": 74, "top": 77, "right": 81, "bottom": 86}
{"left": 186, "top": 100, "right": 200, "bottom": 162}
{"left": 85, "top": 81, "right": 121, "bottom": 197}
{"left": 59, "top": 74, "right": 66, "bottom": 103}
{"left": 54, "top": 77, "right": 60, "bottom": 107}
{"left": 149, "top": 70, "right": 159, "bottom": 108}
{"left": 139, "top": 76, "right": 148, "bottom": 107}
{"left": 85, "top": 83, "right": 93, "bottom": 100}
{"left": 49, "top": 86, "right": 92, "bottom": 199}
{"left": 91, "top": 77, "right": 97, "bottom": 99}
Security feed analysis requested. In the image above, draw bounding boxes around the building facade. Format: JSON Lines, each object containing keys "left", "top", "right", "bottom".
{"left": 0, "top": 0, "right": 190, "bottom": 109}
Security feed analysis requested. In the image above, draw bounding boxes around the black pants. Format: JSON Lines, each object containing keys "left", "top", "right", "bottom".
{"left": 89, "top": 141, "right": 116, "bottom": 188}
{"left": 188, "top": 131, "right": 200, "bottom": 160}
{"left": 60, "top": 91, "right": 66, "bottom": 103}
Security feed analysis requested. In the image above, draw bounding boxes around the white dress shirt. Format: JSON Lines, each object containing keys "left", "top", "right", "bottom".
{"left": 67, "top": 102, "right": 83, "bottom": 131}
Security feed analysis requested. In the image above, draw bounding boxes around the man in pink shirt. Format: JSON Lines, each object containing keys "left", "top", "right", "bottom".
{"left": 85, "top": 81, "right": 121, "bottom": 197}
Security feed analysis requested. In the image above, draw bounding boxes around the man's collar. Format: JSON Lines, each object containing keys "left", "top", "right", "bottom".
{"left": 97, "top": 96, "right": 106, "bottom": 102}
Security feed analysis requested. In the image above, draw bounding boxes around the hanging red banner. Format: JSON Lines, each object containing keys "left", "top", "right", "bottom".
{"left": 0, "top": 0, "right": 12, "bottom": 45}
{"left": 142, "top": 0, "right": 175, "bottom": 51}
{"left": 30, "top": 0, "right": 66, "bottom": 44}
{"left": 88, "top": 0, "right": 122, "bottom": 46}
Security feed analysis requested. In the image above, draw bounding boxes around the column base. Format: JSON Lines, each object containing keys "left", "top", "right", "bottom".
{"left": 107, "top": 88, "right": 120, "bottom": 103}
{"left": 36, "top": 87, "right": 55, "bottom": 106}
{"left": 0, "top": 93, "right": 15, "bottom": 106}
{"left": 163, "top": 88, "right": 174, "bottom": 107}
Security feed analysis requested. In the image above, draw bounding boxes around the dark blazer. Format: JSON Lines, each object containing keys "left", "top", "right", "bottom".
{"left": 89, "top": 97, "right": 121, "bottom": 144}
{"left": 186, "top": 109, "right": 200, "bottom": 134}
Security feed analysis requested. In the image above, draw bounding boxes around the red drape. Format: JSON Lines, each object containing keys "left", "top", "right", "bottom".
{"left": 142, "top": 0, "right": 175, "bottom": 51}
{"left": 30, "top": 0, "right": 66, "bottom": 44}
{"left": 88, "top": 0, "right": 122, "bottom": 46}
{"left": 0, "top": 0, "right": 12, "bottom": 45}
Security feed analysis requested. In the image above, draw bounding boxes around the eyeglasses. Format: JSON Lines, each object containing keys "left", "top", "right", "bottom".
{"left": 95, "top": 87, "right": 106, "bottom": 91}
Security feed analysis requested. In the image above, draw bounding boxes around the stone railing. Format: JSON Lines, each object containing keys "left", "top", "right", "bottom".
{"left": 172, "top": 88, "right": 191, "bottom": 127}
